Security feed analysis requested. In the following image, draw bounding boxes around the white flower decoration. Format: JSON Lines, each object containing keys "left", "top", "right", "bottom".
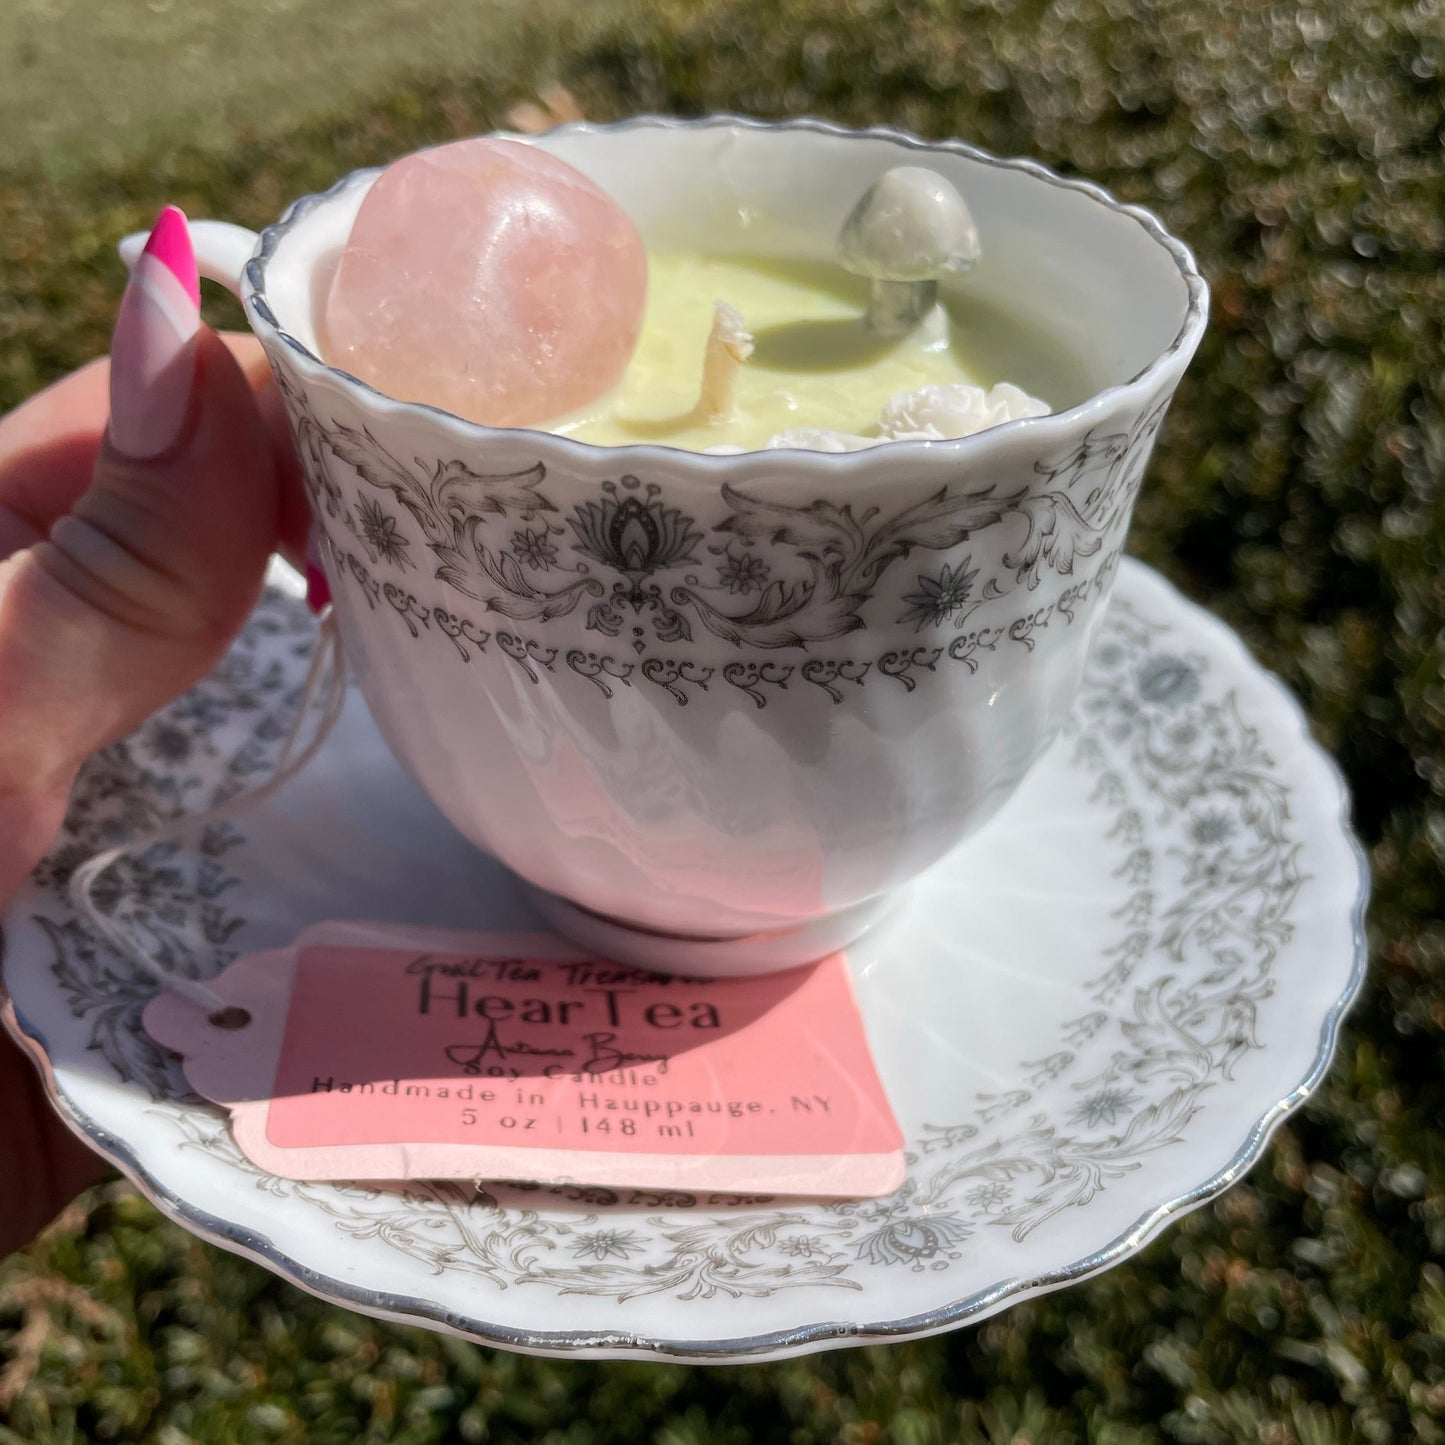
{"left": 877, "top": 381, "right": 1050, "bottom": 439}
{"left": 704, "top": 382, "right": 1051, "bottom": 454}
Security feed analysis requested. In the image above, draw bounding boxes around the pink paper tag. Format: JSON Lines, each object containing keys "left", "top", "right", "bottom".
{"left": 143, "top": 922, "right": 905, "bottom": 1198}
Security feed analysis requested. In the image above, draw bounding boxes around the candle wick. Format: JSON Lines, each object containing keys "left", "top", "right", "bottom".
{"left": 693, "top": 301, "right": 754, "bottom": 424}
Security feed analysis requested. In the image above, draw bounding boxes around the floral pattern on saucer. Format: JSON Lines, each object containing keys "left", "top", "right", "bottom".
{"left": 4, "top": 562, "right": 1366, "bottom": 1357}
{"left": 27, "top": 582, "right": 1310, "bottom": 1292}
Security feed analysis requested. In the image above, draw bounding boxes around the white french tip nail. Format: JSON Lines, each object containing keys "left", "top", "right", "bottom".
{"left": 117, "top": 231, "right": 147, "bottom": 272}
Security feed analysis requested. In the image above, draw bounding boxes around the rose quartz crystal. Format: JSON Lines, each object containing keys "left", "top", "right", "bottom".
{"left": 323, "top": 138, "right": 647, "bottom": 427}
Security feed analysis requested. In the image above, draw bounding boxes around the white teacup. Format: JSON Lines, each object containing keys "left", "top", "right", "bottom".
{"left": 182, "top": 116, "right": 1207, "bottom": 975}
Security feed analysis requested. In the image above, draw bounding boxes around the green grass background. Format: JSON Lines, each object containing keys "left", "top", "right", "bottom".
{"left": 2, "top": 0, "right": 1443, "bottom": 1439}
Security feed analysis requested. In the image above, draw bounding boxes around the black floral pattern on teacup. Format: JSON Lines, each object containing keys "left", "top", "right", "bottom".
{"left": 716, "top": 549, "right": 770, "bottom": 597}
{"left": 277, "top": 355, "right": 1173, "bottom": 677}
{"left": 355, "top": 495, "right": 412, "bottom": 570}
{"left": 509, "top": 527, "right": 559, "bottom": 571}
{"left": 898, "top": 558, "right": 979, "bottom": 631}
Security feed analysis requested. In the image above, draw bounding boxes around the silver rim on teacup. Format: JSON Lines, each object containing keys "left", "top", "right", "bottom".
{"left": 146, "top": 117, "right": 1211, "bottom": 975}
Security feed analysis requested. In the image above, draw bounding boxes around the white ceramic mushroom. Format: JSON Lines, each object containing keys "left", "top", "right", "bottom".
{"left": 836, "top": 165, "right": 982, "bottom": 337}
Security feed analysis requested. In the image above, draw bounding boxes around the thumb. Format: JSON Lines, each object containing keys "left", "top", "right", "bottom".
{"left": 0, "top": 209, "right": 281, "bottom": 805}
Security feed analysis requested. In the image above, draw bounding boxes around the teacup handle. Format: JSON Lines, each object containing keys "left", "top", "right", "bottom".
{"left": 118, "top": 220, "right": 260, "bottom": 300}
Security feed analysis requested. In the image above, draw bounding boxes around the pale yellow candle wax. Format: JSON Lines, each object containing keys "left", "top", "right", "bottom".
{"left": 551, "top": 253, "right": 1001, "bottom": 452}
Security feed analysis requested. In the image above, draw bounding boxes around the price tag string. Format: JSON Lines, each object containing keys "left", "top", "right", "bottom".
{"left": 68, "top": 610, "right": 348, "bottom": 1019}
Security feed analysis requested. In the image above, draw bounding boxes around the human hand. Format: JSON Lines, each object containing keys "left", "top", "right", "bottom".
{"left": 0, "top": 207, "right": 305, "bottom": 1251}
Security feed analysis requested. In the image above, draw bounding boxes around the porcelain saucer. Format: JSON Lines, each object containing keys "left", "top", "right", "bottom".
{"left": 1, "top": 559, "right": 1367, "bottom": 1363}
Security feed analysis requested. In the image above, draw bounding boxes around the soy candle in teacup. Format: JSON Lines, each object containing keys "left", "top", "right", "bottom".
{"left": 319, "top": 139, "right": 1062, "bottom": 453}
{"left": 166, "top": 118, "right": 1208, "bottom": 976}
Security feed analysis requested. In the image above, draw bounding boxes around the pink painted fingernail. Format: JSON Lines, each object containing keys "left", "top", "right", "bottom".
{"left": 109, "top": 206, "right": 201, "bottom": 459}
